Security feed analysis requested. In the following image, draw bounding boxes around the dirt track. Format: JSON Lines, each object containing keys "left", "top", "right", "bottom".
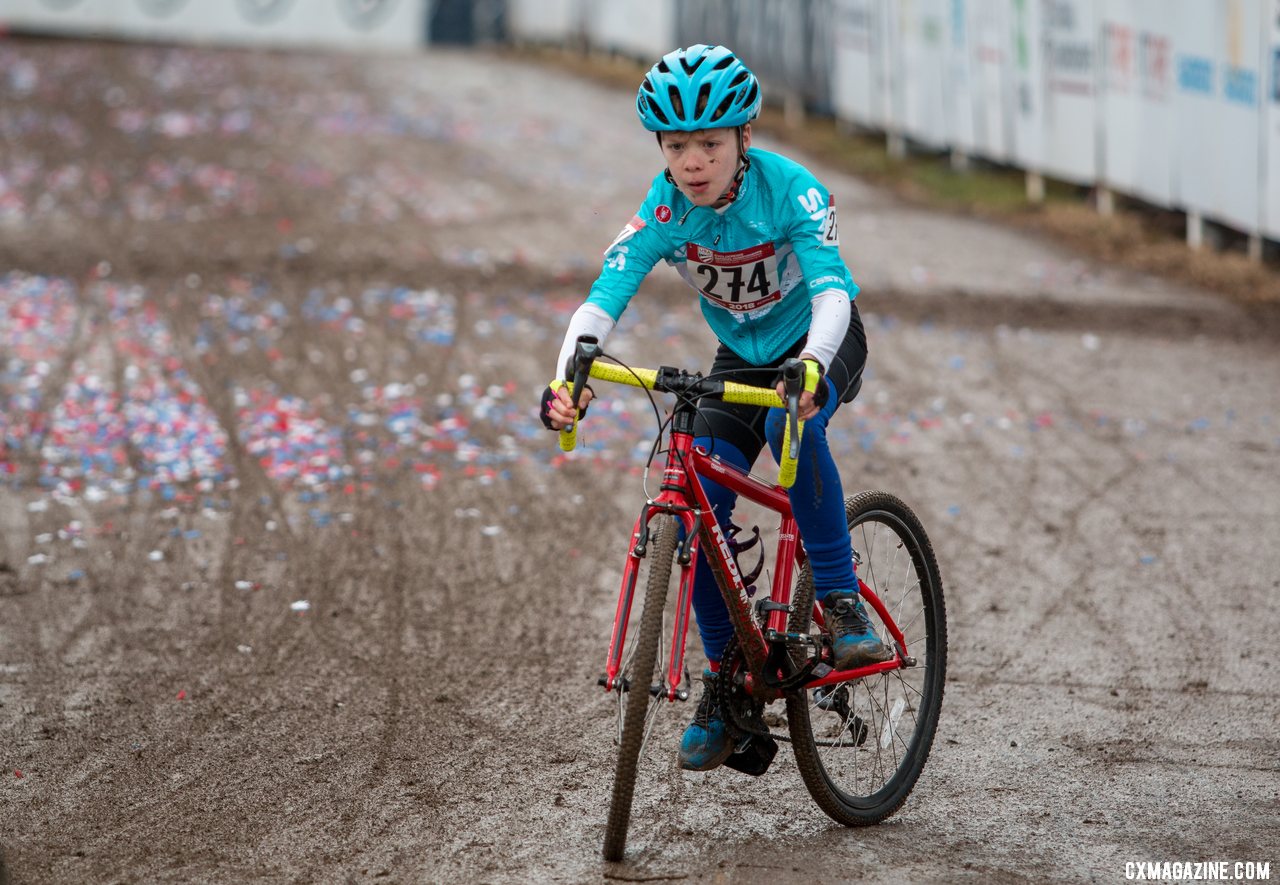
{"left": 1, "top": 40, "right": 1278, "bottom": 884}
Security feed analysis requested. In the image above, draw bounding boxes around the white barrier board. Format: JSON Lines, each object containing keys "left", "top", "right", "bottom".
{"left": 1266, "top": 0, "right": 1280, "bottom": 238}
{"left": 945, "top": 0, "right": 977, "bottom": 155}
{"left": 1009, "top": 0, "right": 1044, "bottom": 171}
{"left": 965, "top": 0, "right": 1013, "bottom": 161}
{"left": 1100, "top": 0, "right": 1175, "bottom": 205}
{"left": 831, "top": 0, "right": 887, "bottom": 129}
{"left": 1040, "top": 0, "right": 1098, "bottom": 185}
{"left": 1173, "top": 2, "right": 1219, "bottom": 214}
{"left": 895, "top": 0, "right": 949, "bottom": 147}
{"left": 588, "top": 0, "right": 673, "bottom": 61}
{"left": 1, "top": 0, "right": 427, "bottom": 50}
{"left": 1176, "top": 0, "right": 1264, "bottom": 232}
{"left": 506, "top": 0, "right": 581, "bottom": 44}
{"left": 1216, "top": 0, "right": 1264, "bottom": 234}
{"left": 1, "top": 0, "right": 112, "bottom": 31}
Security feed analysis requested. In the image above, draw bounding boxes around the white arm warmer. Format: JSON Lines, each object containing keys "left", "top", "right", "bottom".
{"left": 553, "top": 303, "right": 617, "bottom": 380}
{"left": 803, "top": 289, "right": 851, "bottom": 372}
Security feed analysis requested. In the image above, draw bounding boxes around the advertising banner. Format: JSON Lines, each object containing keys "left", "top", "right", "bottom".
{"left": 945, "top": 0, "right": 978, "bottom": 153}
{"left": 2, "top": 0, "right": 428, "bottom": 50}
{"left": 895, "top": 0, "right": 950, "bottom": 148}
{"left": 1100, "top": 0, "right": 1176, "bottom": 205}
{"left": 831, "top": 0, "right": 887, "bottom": 128}
{"left": 1041, "top": 0, "right": 1098, "bottom": 185}
{"left": 1009, "top": 0, "right": 1045, "bottom": 171}
{"left": 877, "top": 0, "right": 898, "bottom": 134}
{"left": 966, "top": 0, "right": 1013, "bottom": 162}
{"left": 1176, "top": 0, "right": 1264, "bottom": 233}
{"left": 1173, "top": 1, "right": 1220, "bottom": 213}
{"left": 1266, "top": 0, "right": 1280, "bottom": 238}
{"left": 1214, "top": 0, "right": 1264, "bottom": 233}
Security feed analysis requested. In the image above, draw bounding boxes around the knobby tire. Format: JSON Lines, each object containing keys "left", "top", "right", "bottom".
{"left": 602, "top": 515, "right": 678, "bottom": 862}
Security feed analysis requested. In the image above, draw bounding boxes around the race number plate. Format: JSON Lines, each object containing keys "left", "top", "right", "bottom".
{"left": 684, "top": 242, "right": 782, "bottom": 312}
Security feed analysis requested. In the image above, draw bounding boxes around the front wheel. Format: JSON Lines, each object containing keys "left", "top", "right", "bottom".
{"left": 602, "top": 514, "right": 679, "bottom": 862}
{"left": 785, "top": 491, "right": 947, "bottom": 825}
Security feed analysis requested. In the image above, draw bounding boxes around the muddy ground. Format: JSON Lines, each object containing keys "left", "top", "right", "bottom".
{"left": 0, "top": 39, "right": 1277, "bottom": 884}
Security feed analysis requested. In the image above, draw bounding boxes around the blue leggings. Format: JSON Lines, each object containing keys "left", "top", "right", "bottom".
{"left": 685, "top": 309, "right": 867, "bottom": 663}
{"left": 689, "top": 383, "right": 854, "bottom": 662}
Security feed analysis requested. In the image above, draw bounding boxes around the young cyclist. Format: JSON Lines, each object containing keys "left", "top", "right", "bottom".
{"left": 541, "top": 44, "right": 891, "bottom": 772}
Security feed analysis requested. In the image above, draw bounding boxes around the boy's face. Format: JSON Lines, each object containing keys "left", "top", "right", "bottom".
{"left": 659, "top": 125, "right": 751, "bottom": 207}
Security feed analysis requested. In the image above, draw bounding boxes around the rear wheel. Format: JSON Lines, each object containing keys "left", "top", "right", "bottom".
{"left": 785, "top": 491, "right": 947, "bottom": 825}
{"left": 602, "top": 515, "right": 679, "bottom": 862}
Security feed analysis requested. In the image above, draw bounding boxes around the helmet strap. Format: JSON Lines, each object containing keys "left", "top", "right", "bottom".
{"left": 712, "top": 127, "right": 751, "bottom": 207}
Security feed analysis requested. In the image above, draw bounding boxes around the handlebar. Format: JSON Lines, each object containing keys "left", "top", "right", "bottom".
{"left": 556, "top": 334, "right": 602, "bottom": 453}
{"left": 557, "top": 336, "right": 808, "bottom": 489}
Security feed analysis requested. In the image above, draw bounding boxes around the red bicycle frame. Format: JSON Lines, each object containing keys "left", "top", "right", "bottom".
{"left": 602, "top": 417, "right": 911, "bottom": 705}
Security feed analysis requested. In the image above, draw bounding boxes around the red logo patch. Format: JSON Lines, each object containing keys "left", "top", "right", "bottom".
{"left": 655, "top": 205, "right": 672, "bottom": 223}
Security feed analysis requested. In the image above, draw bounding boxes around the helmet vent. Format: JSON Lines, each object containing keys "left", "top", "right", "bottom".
{"left": 744, "top": 82, "right": 759, "bottom": 107}
{"left": 712, "top": 55, "right": 735, "bottom": 70}
{"left": 694, "top": 83, "right": 711, "bottom": 118}
{"left": 729, "top": 71, "right": 749, "bottom": 88}
{"left": 649, "top": 102, "right": 669, "bottom": 125}
{"left": 710, "top": 94, "right": 735, "bottom": 122}
{"left": 680, "top": 54, "right": 704, "bottom": 76}
{"left": 667, "top": 85, "right": 684, "bottom": 119}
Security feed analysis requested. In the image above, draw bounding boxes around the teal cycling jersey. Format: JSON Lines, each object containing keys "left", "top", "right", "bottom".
{"left": 586, "top": 147, "right": 857, "bottom": 366}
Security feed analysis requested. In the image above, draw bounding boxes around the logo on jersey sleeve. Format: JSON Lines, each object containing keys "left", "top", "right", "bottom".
{"left": 605, "top": 214, "right": 647, "bottom": 253}
{"left": 797, "top": 187, "right": 839, "bottom": 247}
{"left": 655, "top": 205, "right": 672, "bottom": 223}
{"left": 684, "top": 243, "right": 782, "bottom": 312}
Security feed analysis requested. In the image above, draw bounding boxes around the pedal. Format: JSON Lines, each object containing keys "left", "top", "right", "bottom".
{"left": 724, "top": 733, "right": 778, "bottom": 777}
{"left": 813, "top": 684, "right": 847, "bottom": 713}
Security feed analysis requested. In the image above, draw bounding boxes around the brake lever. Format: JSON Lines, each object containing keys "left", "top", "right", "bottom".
{"left": 780, "top": 358, "right": 805, "bottom": 460}
{"left": 566, "top": 335, "right": 601, "bottom": 429}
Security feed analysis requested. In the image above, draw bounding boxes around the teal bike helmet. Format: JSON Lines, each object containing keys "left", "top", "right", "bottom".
{"left": 636, "top": 44, "right": 761, "bottom": 132}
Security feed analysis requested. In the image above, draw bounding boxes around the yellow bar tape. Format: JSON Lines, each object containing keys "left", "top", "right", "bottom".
{"left": 550, "top": 379, "right": 579, "bottom": 452}
{"left": 589, "top": 362, "right": 658, "bottom": 389}
{"left": 721, "top": 381, "right": 783, "bottom": 407}
{"left": 556, "top": 362, "right": 809, "bottom": 488}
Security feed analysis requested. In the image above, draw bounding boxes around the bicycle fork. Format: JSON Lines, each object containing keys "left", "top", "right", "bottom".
{"left": 600, "top": 501, "right": 699, "bottom": 702}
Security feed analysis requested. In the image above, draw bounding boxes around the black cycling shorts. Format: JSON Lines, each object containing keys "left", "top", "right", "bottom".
{"left": 692, "top": 300, "right": 867, "bottom": 460}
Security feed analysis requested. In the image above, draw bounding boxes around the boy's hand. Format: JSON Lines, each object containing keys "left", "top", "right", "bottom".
{"left": 776, "top": 383, "right": 820, "bottom": 421}
{"left": 775, "top": 356, "right": 826, "bottom": 421}
{"left": 540, "top": 382, "right": 594, "bottom": 431}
